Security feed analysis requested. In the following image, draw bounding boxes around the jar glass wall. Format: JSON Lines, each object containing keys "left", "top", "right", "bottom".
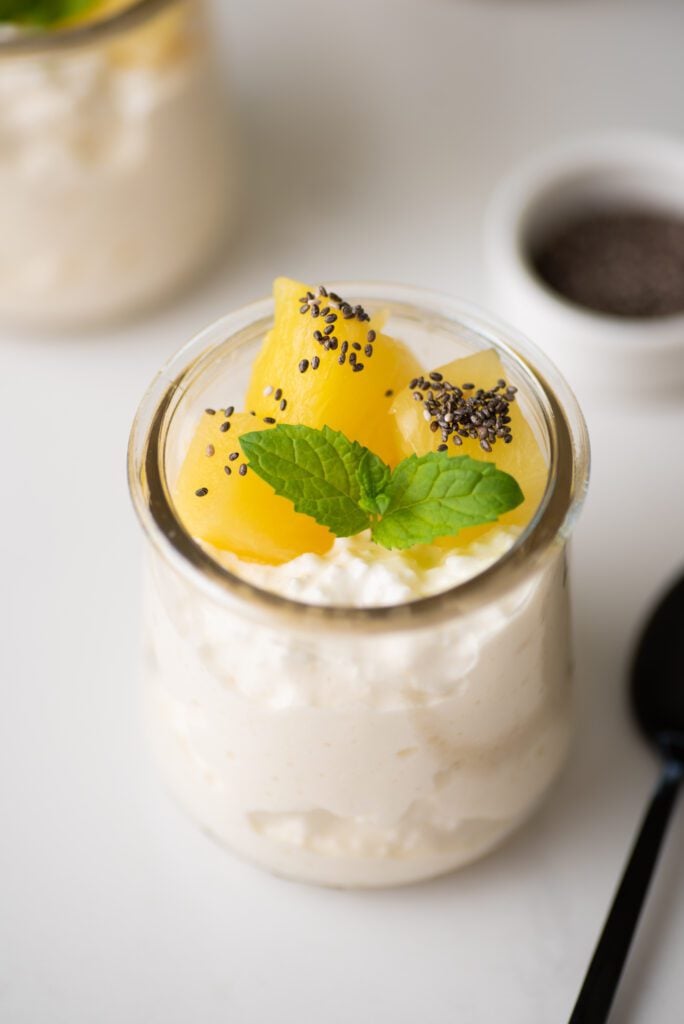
{"left": 0, "top": 0, "right": 235, "bottom": 328}
{"left": 129, "top": 285, "right": 589, "bottom": 888}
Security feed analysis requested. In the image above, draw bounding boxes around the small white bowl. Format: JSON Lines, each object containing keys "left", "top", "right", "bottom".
{"left": 484, "top": 133, "right": 684, "bottom": 397}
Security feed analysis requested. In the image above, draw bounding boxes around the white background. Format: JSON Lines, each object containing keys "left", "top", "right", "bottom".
{"left": 2, "top": 1, "right": 684, "bottom": 1021}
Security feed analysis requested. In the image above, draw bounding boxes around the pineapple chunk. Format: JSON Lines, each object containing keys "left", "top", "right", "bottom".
{"left": 389, "top": 349, "right": 548, "bottom": 542}
{"left": 64, "top": 0, "right": 191, "bottom": 68}
{"left": 173, "top": 411, "right": 333, "bottom": 564}
{"left": 173, "top": 284, "right": 546, "bottom": 566}
{"left": 245, "top": 278, "right": 421, "bottom": 467}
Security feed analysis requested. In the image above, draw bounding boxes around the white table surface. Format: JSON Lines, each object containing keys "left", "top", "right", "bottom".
{"left": 2, "top": 1, "right": 684, "bottom": 1021}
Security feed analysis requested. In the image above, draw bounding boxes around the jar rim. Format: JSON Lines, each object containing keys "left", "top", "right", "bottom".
{"left": 0, "top": 0, "right": 177, "bottom": 57}
{"left": 128, "top": 283, "right": 590, "bottom": 631}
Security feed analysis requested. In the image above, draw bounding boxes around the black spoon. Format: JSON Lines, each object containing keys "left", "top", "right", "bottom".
{"left": 568, "top": 573, "right": 684, "bottom": 1023}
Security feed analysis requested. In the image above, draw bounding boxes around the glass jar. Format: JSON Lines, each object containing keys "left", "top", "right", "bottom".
{"left": 128, "top": 285, "right": 589, "bottom": 888}
{"left": 0, "top": 0, "right": 235, "bottom": 329}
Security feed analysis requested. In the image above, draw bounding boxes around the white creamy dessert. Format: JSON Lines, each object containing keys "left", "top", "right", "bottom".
{"left": 143, "top": 537, "right": 571, "bottom": 887}
{"left": 0, "top": 0, "right": 233, "bottom": 327}
{"left": 129, "top": 282, "right": 589, "bottom": 888}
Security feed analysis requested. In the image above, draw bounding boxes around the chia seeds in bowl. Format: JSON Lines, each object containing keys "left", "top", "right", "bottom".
{"left": 532, "top": 209, "right": 684, "bottom": 319}
{"left": 485, "top": 133, "right": 684, "bottom": 397}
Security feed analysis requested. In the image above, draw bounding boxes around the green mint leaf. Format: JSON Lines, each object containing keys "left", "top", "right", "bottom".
{"left": 370, "top": 453, "right": 524, "bottom": 550}
{"left": 240, "top": 424, "right": 372, "bottom": 537}
{"left": 0, "top": 0, "right": 96, "bottom": 26}
{"left": 357, "top": 448, "right": 392, "bottom": 516}
{"left": 240, "top": 423, "right": 525, "bottom": 551}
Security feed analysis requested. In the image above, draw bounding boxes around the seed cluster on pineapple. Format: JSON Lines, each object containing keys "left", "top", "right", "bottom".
{"left": 297, "top": 285, "right": 375, "bottom": 374}
{"left": 408, "top": 374, "right": 517, "bottom": 453}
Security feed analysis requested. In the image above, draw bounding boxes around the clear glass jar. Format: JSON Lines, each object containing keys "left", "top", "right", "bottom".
{"left": 0, "top": 0, "right": 235, "bottom": 328}
{"left": 128, "top": 285, "right": 589, "bottom": 888}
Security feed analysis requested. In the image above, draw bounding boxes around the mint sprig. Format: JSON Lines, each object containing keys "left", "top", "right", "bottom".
{"left": 240, "top": 424, "right": 524, "bottom": 550}
{"left": 0, "top": 0, "right": 96, "bottom": 26}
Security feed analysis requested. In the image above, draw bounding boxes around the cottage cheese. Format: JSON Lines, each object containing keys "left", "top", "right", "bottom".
{"left": 143, "top": 526, "right": 572, "bottom": 887}
{"left": 214, "top": 528, "right": 519, "bottom": 607}
{"left": 0, "top": 5, "right": 232, "bottom": 327}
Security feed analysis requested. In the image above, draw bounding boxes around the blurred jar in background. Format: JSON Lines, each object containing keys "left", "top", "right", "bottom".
{"left": 0, "top": 0, "right": 235, "bottom": 329}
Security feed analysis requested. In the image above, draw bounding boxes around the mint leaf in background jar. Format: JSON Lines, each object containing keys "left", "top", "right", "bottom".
{"left": 0, "top": 0, "right": 98, "bottom": 26}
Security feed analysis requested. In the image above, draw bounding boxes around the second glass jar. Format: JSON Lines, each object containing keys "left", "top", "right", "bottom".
{"left": 0, "top": 0, "right": 235, "bottom": 328}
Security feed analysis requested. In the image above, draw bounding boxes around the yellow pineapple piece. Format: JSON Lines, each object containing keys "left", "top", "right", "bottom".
{"left": 63, "top": 0, "right": 192, "bottom": 68}
{"left": 86, "top": 0, "right": 131, "bottom": 18}
{"left": 245, "top": 278, "right": 421, "bottom": 467}
{"left": 173, "top": 411, "right": 333, "bottom": 564}
{"left": 389, "top": 349, "right": 548, "bottom": 542}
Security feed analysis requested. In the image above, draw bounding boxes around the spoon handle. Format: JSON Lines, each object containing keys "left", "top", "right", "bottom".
{"left": 568, "top": 761, "right": 683, "bottom": 1023}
